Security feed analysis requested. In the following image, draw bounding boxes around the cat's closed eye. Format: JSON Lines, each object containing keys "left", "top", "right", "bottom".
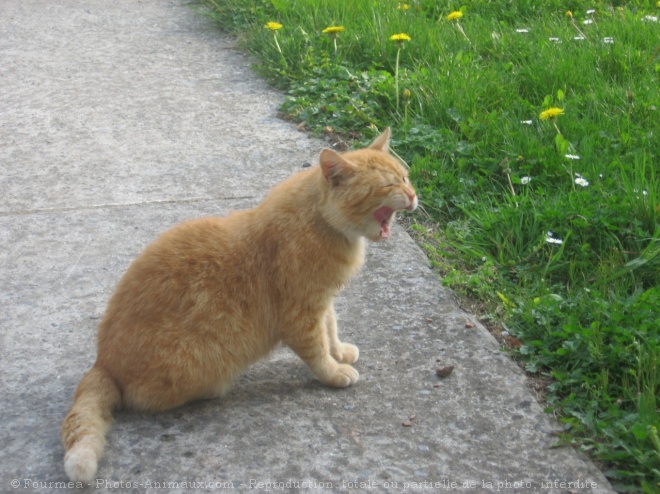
{"left": 384, "top": 177, "right": 408, "bottom": 188}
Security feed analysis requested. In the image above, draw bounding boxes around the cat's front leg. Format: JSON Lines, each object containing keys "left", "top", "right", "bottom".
{"left": 325, "top": 305, "right": 359, "bottom": 364}
{"left": 284, "top": 317, "right": 359, "bottom": 388}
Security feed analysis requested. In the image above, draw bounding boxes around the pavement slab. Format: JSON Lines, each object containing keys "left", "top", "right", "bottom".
{"left": 0, "top": 1, "right": 613, "bottom": 493}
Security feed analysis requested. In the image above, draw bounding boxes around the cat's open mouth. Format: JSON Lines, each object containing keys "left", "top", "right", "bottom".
{"left": 374, "top": 206, "right": 394, "bottom": 240}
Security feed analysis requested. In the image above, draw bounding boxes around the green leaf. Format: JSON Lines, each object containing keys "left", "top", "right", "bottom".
{"left": 630, "top": 422, "right": 649, "bottom": 441}
{"left": 554, "top": 133, "right": 569, "bottom": 155}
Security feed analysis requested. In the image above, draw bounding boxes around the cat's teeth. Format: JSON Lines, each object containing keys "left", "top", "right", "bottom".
{"left": 380, "top": 219, "right": 391, "bottom": 239}
{"left": 374, "top": 206, "right": 394, "bottom": 240}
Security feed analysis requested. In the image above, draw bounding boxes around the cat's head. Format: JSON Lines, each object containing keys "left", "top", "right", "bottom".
{"left": 319, "top": 128, "right": 418, "bottom": 242}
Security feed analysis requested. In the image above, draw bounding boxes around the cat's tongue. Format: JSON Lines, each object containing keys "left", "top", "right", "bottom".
{"left": 374, "top": 206, "right": 394, "bottom": 240}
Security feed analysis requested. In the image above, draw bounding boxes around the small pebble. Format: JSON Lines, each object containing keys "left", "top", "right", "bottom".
{"left": 402, "top": 421, "right": 413, "bottom": 427}
{"left": 436, "top": 365, "right": 455, "bottom": 378}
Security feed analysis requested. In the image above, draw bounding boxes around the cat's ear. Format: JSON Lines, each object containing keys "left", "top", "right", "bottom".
{"left": 368, "top": 127, "right": 391, "bottom": 153}
{"left": 320, "top": 148, "right": 356, "bottom": 186}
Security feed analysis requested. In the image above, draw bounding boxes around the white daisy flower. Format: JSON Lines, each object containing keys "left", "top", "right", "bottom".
{"left": 583, "top": 19, "right": 594, "bottom": 25}
{"left": 604, "top": 37, "right": 614, "bottom": 44}
{"left": 546, "top": 232, "right": 564, "bottom": 245}
{"left": 575, "top": 177, "right": 589, "bottom": 187}
{"left": 520, "top": 120, "right": 533, "bottom": 125}
{"left": 516, "top": 28, "right": 530, "bottom": 33}
{"left": 586, "top": 9, "right": 596, "bottom": 14}
{"left": 574, "top": 36, "right": 586, "bottom": 40}
{"left": 549, "top": 37, "right": 561, "bottom": 42}
{"left": 643, "top": 15, "right": 658, "bottom": 22}
{"left": 565, "top": 154, "right": 580, "bottom": 160}
{"left": 521, "top": 176, "right": 532, "bottom": 184}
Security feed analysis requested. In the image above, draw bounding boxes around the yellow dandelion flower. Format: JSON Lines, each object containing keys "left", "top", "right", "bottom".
{"left": 397, "top": 3, "right": 411, "bottom": 10}
{"left": 657, "top": 0, "right": 660, "bottom": 6}
{"left": 389, "top": 33, "right": 411, "bottom": 42}
{"left": 264, "top": 21, "right": 283, "bottom": 31}
{"left": 322, "top": 26, "right": 345, "bottom": 34}
{"left": 565, "top": 11, "right": 573, "bottom": 17}
{"left": 539, "top": 107, "right": 565, "bottom": 120}
{"left": 446, "top": 11, "right": 463, "bottom": 21}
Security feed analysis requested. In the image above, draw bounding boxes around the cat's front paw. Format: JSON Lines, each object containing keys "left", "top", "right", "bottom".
{"left": 324, "top": 363, "right": 359, "bottom": 388}
{"left": 332, "top": 343, "right": 359, "bottom": 364}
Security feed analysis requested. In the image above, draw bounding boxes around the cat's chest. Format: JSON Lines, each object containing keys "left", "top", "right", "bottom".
{"left": 274, "top": 237, "right": 364, "bottom": 292}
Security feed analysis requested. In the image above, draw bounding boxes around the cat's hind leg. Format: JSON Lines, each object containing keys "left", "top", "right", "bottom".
{"left": 325, "top": 304, "right": 359, "bottom": 364}
{"left": 284, "top": 315, "right": 358, "bottom": 388}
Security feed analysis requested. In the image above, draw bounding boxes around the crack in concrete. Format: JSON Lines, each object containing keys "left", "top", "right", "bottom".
{"left": 0, "top": 196, "right": 259, "bottom": 217}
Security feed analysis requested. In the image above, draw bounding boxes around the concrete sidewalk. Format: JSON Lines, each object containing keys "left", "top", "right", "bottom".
{"left": 0, "top": 1, "right": 613, "bottom": 492}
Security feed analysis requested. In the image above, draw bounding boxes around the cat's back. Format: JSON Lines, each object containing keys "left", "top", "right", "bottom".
{"left": 103, "top": 212, "right": 258, "bottom": 319}
{"left": 131, "top": 214, "right": 247, "bottom": 273}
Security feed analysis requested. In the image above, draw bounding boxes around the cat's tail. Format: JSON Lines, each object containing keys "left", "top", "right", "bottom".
{"left": 61, "top": 364, "right": 122, "bottom": 482}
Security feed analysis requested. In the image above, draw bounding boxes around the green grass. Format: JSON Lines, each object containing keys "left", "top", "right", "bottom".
{"left": 198, "top": 0, "right": 660, "bottom": 490}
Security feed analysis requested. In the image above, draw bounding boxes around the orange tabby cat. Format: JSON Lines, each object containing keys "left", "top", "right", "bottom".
{"left": 61, "top": 128, "right": 417, "bottom": 481}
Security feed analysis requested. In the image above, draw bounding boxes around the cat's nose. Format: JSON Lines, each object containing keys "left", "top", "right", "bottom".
{"left": 406, "top": 193, "right": 418, "bottom": 211}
